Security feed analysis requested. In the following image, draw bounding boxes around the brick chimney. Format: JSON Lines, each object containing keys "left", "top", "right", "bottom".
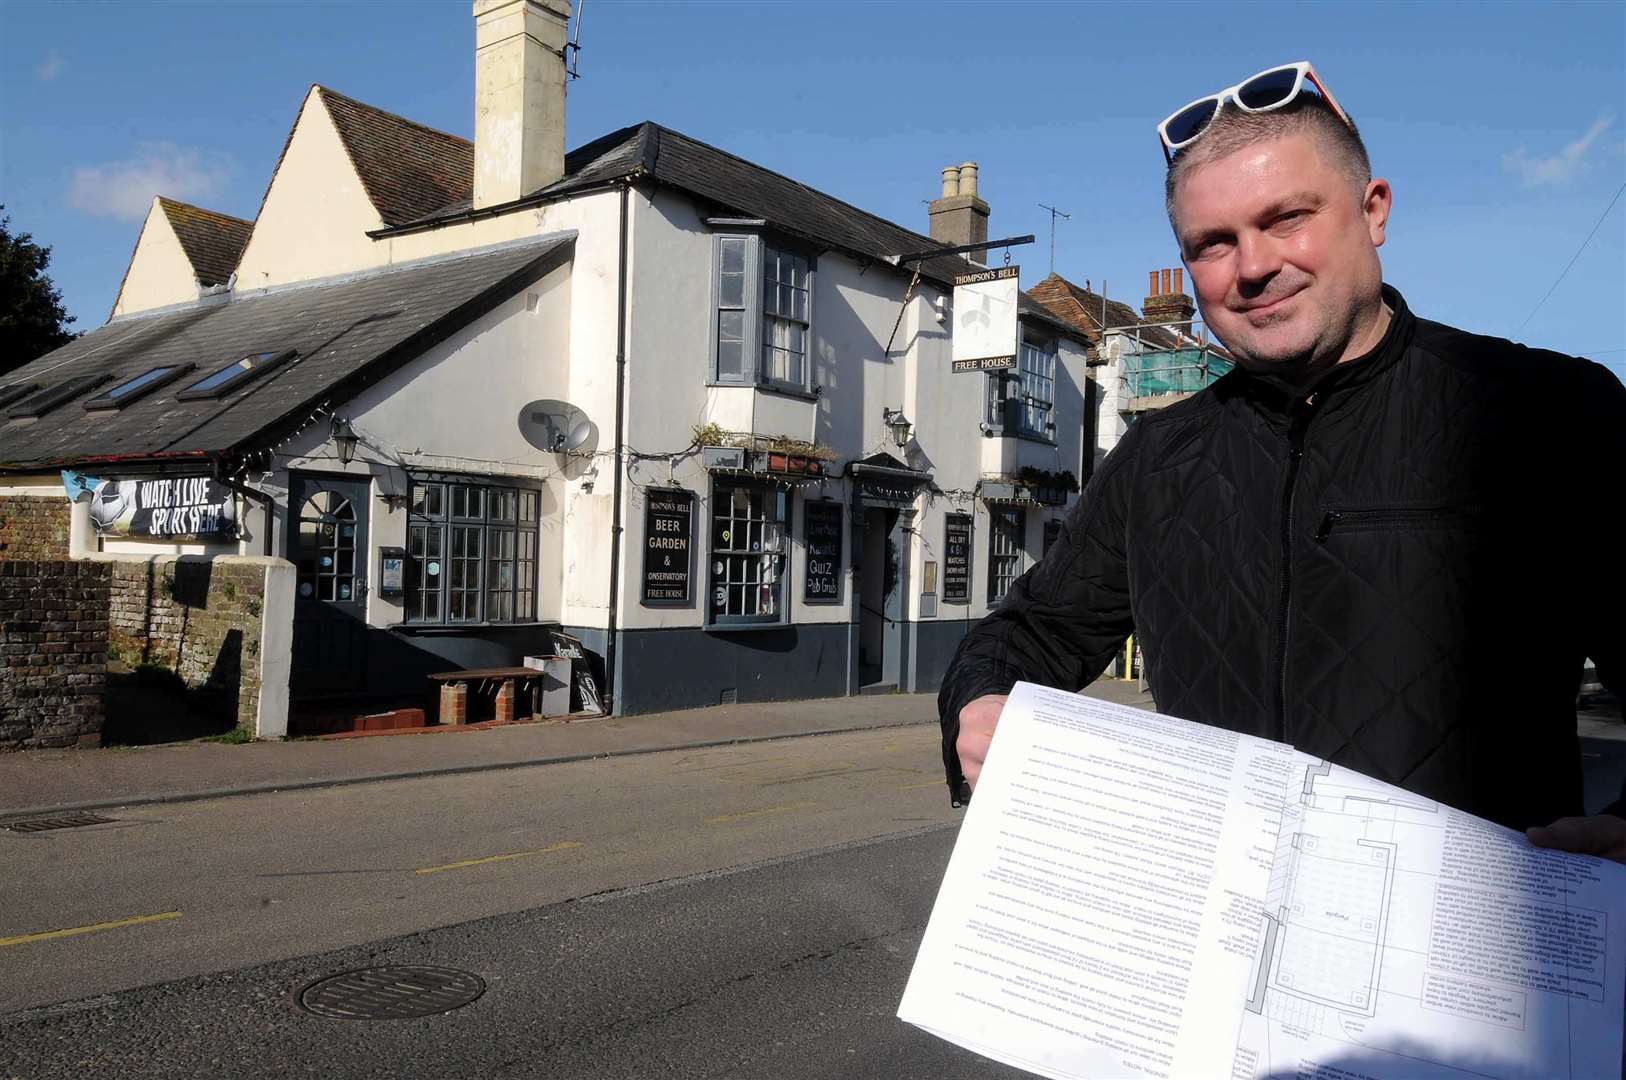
{"left": 928, "top": 161, "right": 990, "bottom": 264}
{"left": 473, "top": 0, "right": 571, "bottom": 209}
{"left": 1142, "top": 266, "right": 1195, "bottom": 331}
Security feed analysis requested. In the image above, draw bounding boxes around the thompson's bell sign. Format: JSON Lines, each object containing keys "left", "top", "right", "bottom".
{"left": 951, "top": 265, "right": 1019, "bottom": 372}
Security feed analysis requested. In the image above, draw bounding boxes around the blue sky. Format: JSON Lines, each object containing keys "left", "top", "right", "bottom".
{"left": 2, "top": 1, "right": 1622, "bottom": 372}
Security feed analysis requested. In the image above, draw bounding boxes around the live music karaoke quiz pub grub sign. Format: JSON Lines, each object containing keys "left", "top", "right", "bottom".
{"left": 803, "top": 500, "right": 842, "bottom": 603}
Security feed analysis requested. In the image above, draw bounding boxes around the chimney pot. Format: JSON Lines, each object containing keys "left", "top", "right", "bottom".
{"left": 927, "top": 159, "right": 989, "bottom": 263}
{"left": 1161, "top": 268, "right": 1172, "bottom": 295}
{"left": 1174, "top": 268, "right": 1184, "bottom": 294}
{"left": 959, "top": 161, "right": 979, "bottom": 197}
{"left": 1148, "top": 270, "right": 1159, "bottom": 296}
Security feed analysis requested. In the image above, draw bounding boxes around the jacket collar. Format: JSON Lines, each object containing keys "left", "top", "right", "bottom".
{"left": 1225, "top": 284, "right": 1416, "bottom": 416}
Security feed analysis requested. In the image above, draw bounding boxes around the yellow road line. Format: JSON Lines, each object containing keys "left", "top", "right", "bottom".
{"left": 705, "top": 801, "right": 815, "bottom": 825}
{"left": 415, "top": 841, "right": 582, "bottom": 875}
{"left": 897, "top": 779, "right": 946, "bottom": 792}
{"left": 0, "top": 910, "right": 181, "bottom": 948}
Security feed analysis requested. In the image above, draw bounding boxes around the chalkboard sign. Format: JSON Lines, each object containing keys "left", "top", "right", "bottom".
{"left": 943, "top": 512, "right": 972, "bottom": 604}
{"left": 641, "top": 488, "right": 694, "bottom": 606}
{"left": 803, "top": 501, "right": 843, "bottom": 603}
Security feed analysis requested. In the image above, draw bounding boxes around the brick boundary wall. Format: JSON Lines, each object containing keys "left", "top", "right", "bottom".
{"left": 107, "top": 557, "right": 270, "bottom": 733}
{"left": 0, "top": 561, "right": 109, "bottom": 750}
{"left": 0, "top": 495, "right": 71, "bottom": 561}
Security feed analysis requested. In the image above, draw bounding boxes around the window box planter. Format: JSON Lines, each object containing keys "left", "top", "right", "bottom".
{"left": 752, "top": 450, "right": 825, "bottom": 477}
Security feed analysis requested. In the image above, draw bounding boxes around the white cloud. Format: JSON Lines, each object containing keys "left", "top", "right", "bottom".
{"left": 66, "top": 142, "right": 236, "bottom": 222}
{"left": 1503, "top": 115, "right": 1614, "bottom": 187}
{"left": 37, "top": 51, "right": 63, "bottom": 81}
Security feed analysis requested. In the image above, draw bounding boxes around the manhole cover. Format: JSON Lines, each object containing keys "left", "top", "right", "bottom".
{"left": 1, "top": 812, "right": 118, "bottom": 833}
{"left": 298, "top": 965, "right": 485, "bottom": 1020}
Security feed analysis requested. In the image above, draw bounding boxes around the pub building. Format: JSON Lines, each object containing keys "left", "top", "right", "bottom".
{"left": 1, "top": 0, "right": 1103, "bottom": 726}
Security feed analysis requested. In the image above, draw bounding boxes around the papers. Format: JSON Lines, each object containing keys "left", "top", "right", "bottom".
{"left": 899, "top": 682, "right": 1626, "bottom": 1080}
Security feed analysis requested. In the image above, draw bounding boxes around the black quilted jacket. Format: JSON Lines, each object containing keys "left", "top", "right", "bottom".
{"left": 939, "top": 287, "right": 1625, "bottom": 830}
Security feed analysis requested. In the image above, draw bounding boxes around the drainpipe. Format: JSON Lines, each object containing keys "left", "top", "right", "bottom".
{"left": 603, "top": 182, "right": 631, "bottom": 714}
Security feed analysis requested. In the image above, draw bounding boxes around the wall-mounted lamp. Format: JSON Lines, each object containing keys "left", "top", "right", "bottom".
{"left": 882, "top": 407, "right": 913, "bottom": 449}
{"left": 331, "top": 416, "right": 359, "bottom": 465}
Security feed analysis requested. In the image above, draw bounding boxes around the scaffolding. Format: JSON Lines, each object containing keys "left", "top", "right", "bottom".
{"left": 1121, "top": 346, "right": 1234, "bottom": 398}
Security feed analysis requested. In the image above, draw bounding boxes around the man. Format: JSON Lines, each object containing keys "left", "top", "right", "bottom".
{"left": 939, "top": 62, "right": 1625, "bottom": 860}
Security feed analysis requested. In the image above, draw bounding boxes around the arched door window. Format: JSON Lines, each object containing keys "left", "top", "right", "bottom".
{"left": 296, "top": 489, "right": 358, "bottom": 602}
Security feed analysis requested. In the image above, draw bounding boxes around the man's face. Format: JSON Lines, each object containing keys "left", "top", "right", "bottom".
{"left": 1170, "top": 132, "right": 1389, "bottom": 373}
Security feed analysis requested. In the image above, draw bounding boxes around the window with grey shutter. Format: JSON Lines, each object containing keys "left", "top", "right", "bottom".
{"left": 714, "top": 235, "right": 751, "bottom": 383}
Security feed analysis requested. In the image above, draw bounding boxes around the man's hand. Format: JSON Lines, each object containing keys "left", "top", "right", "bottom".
{"left": 1526, "top": 814, "right": 1626, "bottom": 864}
{"left": 956, "top": 694, "right": 1008, "bottom": 792}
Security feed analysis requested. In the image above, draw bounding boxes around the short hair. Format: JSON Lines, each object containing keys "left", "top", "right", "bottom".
{"left": 1165, "top": 94, "right": 1371, "bottom": 225}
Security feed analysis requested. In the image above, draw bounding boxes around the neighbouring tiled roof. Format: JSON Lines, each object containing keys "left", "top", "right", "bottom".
{"left": 1027, "top": 273, "right": 1186, "bottom": 353}
{"left": 0, "top": 234, "right": 573, "bottom": 471}
{"left": 318, "top": 86, "right": 475, "bottom": 227}
{"left": 158, "top": 198, "right": 252, "bottom": 287}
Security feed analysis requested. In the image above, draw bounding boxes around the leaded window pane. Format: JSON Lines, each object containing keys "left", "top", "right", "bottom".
{"left": 708, "top": 482, "right": 787, "bottom": 623}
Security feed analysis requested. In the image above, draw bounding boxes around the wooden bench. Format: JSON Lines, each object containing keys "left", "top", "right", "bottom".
{"left": 427, "top": 666, "right": 547, "bottom": 725}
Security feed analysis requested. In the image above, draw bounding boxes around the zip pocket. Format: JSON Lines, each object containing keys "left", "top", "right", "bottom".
{"left": 1313, "top": 504, "right": 1483, "bottom": 544}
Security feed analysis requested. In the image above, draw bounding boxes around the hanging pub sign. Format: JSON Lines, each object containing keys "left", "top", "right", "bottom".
{"left": 83, "top": 476, "right": 238, "bottom": 541}
{"left": 951, "top": 265, "right": 1020, "bottom": 372}
{"left": 803, "top": 500, "right": 843, "bottom": 604}
{"left": 943, "top": 512, "right": 972, "bottom": 603}
{"left": 641, "top": 488, "right": 694, "bottom": 606}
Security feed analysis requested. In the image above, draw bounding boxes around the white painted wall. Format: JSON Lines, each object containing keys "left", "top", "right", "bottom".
{"left": 233, "top": 89, "right": 387, "bottom": 292}
{"left": 614, "top": 185, "right": 1092, "bottom": 637}
{"left": 111, "top": 201, "right": 199, "bottom": 317}
{"left": 270, "top": 251, "right": 574, "bottom": 628}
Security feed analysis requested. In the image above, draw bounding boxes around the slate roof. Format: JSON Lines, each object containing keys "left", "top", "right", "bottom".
{"left": 158, "top": 198, "right": 252, "bottom": 287}
{"left": 375, "top": 119, "right": 1085, "bottom": 343}
{"left": 0, "top": 234, "right": 573, "bottom": 472}
{"left": 319, "top": 86, "right": 475, "bottom": 227}
{"left": 1027, "top": 273, "right": 1189, "bottom": 355}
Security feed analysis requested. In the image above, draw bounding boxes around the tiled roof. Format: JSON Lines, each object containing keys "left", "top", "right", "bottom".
{"left": 376, "top": 120, "right": 1087, "bottom": 343}
{"left": 1027, "top": 273, "right": 1185, "bottom": 354}
{"left": 0, "top": 234, "right": 573, "bottom": 471}
{"left": 158, "top": 198, "right": 252, "bottom": 287}
{"left": 318, "top": 86, "right": 475, "bottom": 227}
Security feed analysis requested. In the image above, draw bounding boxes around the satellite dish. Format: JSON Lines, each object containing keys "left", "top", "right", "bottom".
{"left": 518, "top": 399, "right": 594, "bottom": 455}
{"left": 562, "top": 419, "right": 593, "bottom": 452}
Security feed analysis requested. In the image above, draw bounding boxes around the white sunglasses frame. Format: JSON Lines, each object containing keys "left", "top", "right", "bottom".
{"left": 1157, "top": 61, "right": 1354, "bottom": 164}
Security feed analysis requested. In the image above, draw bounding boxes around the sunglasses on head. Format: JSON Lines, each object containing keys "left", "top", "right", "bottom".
{"left": 1157, "top": 61, "right": 1353, "bottom": 163}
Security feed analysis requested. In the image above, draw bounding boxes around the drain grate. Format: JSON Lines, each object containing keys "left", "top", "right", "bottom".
{"left": 1, "top": 811, "right": 118, "bottom": 833}
{"left": 297, "top": 965, "right": 485, "bottom": 1020}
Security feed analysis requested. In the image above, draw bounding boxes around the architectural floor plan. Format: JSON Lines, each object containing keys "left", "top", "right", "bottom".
{"left": 1235, "top": 758, "right": 1617, "bottom": 1080}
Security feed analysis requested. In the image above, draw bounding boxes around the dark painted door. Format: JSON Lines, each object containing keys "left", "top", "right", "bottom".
{"left": 289, "top": 473, "right": 370, "bottom": 696}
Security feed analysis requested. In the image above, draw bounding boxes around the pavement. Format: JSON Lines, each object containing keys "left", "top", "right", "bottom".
{"left": 0, "top": 680, "right": 1160, "bottom": 821}
{"left": 5, "top": 681, "right": 1616, "bottom": 823}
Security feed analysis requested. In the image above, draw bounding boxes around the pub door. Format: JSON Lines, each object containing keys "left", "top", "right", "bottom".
{"left": 858, "top": 507, "right": 899, "bottom": 689}
{"left": 288, "top": 473, "right": 371, "bottom": 696}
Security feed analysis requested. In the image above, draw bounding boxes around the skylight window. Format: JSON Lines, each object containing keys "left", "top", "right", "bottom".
{"left": 8, "top": 374, "right": 112, "bottom": 419}
{"left": 83, "top": 363, "right": 195, "bottom": 410}
{"left": 177, "top": 349, "right": 296, "bottom": 400}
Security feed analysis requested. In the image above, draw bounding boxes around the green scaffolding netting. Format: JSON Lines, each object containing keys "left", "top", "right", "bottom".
{"left": 1122, "top": 348, "right": 1234, "bottom": 396}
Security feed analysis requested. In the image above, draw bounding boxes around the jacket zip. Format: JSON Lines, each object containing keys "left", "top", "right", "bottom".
{"left": 1313, "top": 505, "right": 1480, "bottom": 543}
{"left": 1275, "top": 393, "right": 1317, "bottom": 743}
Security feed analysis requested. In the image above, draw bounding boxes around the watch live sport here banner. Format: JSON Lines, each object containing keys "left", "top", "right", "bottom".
{"left": 951, "top": 265, "right": 1019, "bottom": 372}
{"left": 71, "top": 474, "right": 239, "bottom": 541}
